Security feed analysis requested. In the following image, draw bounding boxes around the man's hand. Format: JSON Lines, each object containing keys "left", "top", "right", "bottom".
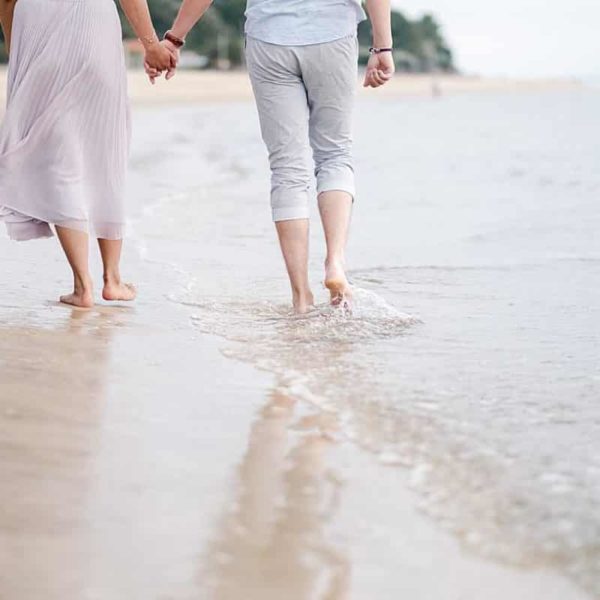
{"left": 363, "top": 52, "right": 395, "bottom": 88}
{"left": 144, "top": 40, "right": 178, "bottom": 84}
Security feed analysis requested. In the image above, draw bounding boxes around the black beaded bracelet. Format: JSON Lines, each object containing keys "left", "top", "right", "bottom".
{"left": 369, "top": 47, "right": 393, "bottom": 54}
{"left": 164, "top": 30, "right": 185, "bottom": 49}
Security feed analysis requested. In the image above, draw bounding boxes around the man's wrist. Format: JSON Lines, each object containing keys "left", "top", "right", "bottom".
{"left": 372, "top": 36, "right": 393, "bottom": 49}
{"left": 164, "top": 30, "right": 185, "bottom": 48}
{"left": 170, "top": 24, "right": 188, "bottom": 42}
{"left": 369, "top": 47, "right": 393, "bottom": 55}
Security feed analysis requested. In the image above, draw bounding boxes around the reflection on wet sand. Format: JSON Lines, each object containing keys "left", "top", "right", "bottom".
{"left": 0, "top": 309, "right": 120, "bottom": 599}
{"left": 203, "top": 391, "right": 351, "bottom": 600}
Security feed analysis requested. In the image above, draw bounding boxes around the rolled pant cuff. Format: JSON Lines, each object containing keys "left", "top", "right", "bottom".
{"left": 317, "top": 172, "right": 356, "bottom": 200}
{"left": 272, "top": 205, "right": 311, "bottom": 222}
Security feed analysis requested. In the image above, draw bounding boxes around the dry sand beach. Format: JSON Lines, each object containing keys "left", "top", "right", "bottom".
{"left": 1, "top": 69, "right": 598, "bottom": 599}
{"left": 0, "top": 67, "right": 586, "bottom": 108}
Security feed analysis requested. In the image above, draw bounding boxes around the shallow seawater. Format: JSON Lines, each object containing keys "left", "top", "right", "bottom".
{"left": 129, "top": 88, "right": 600, "bottom": 596}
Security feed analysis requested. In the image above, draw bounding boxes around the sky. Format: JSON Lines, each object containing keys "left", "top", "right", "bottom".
{"left": 392, "top": 0, "right": 600, "bottom": 78}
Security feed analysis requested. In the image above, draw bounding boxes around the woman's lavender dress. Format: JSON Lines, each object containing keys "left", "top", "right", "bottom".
{"left": 0, "top": 0, "right": 130, "bottom": 241}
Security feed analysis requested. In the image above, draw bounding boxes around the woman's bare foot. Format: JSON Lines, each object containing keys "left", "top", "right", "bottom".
{"left": 102, "top": 279, "right": 137, "bottom": 302}
{"left": 60, "top": 277, "right": 94, "bottom": 309}
{"left": 292, "top": 289, "right": 315, "bottom": 315}
{"left": 324, "top": 259, "right": 352, "bottom": 308}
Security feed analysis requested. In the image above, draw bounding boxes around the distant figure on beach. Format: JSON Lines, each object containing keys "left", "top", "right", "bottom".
{"left": 0, "top": 0, "right": 177, "bottom": 308}
{"left": 152, "top": 0, "right": 395, "bottom": 313}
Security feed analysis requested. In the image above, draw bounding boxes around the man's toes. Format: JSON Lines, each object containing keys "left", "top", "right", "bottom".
{"left": 60, "top": 293, "right": 93, "bottom": 309}
{"left": 124, "top": 284, "right": 137, "bottom": 300}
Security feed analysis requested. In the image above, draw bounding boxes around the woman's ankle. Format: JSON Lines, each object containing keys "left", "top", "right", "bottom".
{"left": 103, "top": 270, "right": 121, "bottom": 286}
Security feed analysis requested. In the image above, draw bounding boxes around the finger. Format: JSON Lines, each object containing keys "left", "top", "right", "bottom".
{"left": 378, "top": 69, "right": 393, "bottom": 80}
{"left": 372, "top": 71, "right": 386, "bottom": 86}
{"left": 367, "top": 70, "right": 380, "bottom": 88}
{"left": 378, "top": 71, "right": 392, "bottom": 87}
{"left": 165, "top": 68, "right": 177, "bottom": 81}
{"left": 371, "top": 68, "right": 385, "bottom": 83}
{"left": 153, "top": 57, "right": 168, "bottom": 71}
{"left": 365, "top": 69, "right": 377, "bottom": 88}
{"left": 163, "top": 51, "right": 177, "bottom": 70}
{"left": 144, "top": 62, "right": 160, "bottom": 77}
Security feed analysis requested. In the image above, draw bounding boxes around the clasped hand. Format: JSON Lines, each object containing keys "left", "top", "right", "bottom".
{"left": 144, "top": 39, "right": 180, "bottom": 84}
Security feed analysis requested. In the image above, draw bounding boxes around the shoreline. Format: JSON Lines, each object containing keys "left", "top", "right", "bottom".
{"left": 0, "top": 67, "right": 588, "bottom": 108}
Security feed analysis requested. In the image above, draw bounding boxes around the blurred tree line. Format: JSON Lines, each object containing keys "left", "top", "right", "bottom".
{"left": 359, "top": 12, "right": 454, "bottom": 72}
{"left": 1, "top": 0, "right": 454, "bottom": 72}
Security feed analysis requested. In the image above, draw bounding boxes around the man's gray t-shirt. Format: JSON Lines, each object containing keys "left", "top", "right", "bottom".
{"left": 245, "top": 0, "right": 366, "bottom": 46}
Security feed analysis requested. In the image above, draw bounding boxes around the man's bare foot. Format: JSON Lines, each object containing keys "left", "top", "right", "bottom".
{"left": 292, "top": 290, "right": 315, "bottom": 315}
{"left": 102, "top": 280, "right": 137, "bottom": 302}
{"left": 324, "top": 259, "right": 352, "bottom": 308}
{"left": 60, "top": 278, "right": 94, "bottom": 309}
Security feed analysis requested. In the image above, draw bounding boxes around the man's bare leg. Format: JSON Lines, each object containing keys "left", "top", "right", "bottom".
{"left": 98, "top": 238, "right": 137, "bottom": 302}
{"left": 55, "top": 226, "right": 94, "bottom": 308}
{"left": 318, "top": 190, "right": 353, "bottom": 306}
{"left": 275, "top": 219, "right": 314, "bottom": 314}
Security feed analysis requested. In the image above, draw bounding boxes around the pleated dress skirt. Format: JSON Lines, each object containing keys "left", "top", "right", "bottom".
{"left": 0, "top": 0, "right": 130, "bottom": 241}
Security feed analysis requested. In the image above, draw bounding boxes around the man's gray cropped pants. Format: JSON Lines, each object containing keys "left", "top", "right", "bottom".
{"left": 246, "top": 35, "right": 358, "bottom": 221}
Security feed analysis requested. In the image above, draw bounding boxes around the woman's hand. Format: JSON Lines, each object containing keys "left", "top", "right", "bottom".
{"left": 0, "top": 0, "right": 18, "bottom": 54}
{"left": 145, "top": 40, "right": 176, "bottom": 70}
{"left": 118, "top": 0, "right": 177, "bottom": 81}
{"left": 144, "top": 40, "right": 179, "bottom": 84}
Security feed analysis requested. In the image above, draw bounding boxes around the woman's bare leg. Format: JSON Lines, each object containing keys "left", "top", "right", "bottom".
{"left": 275, "top": 219, "right": 314, "bottom": 314}
{"left": 318, "top": 190, "right": 353, "bottom": 305}
{"left": 97, "top": 238, "right": 136, "bottom": 302}
{"left": 55, "top": 226, "right": 94, "bottom": 308}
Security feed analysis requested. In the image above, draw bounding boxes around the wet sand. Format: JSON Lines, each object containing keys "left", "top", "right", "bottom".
{"left": 0, "top": 240, "right": 591, "bottom": 599}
